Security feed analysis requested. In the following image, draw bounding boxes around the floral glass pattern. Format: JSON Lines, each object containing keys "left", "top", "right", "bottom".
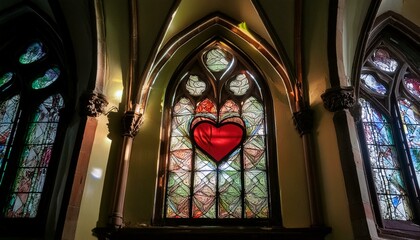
{"left": 164, "top": 43, "right": 271, "bottom": 221}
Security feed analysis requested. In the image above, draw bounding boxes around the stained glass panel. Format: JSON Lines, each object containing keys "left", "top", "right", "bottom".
{"left": 164, "top": 42, "right": 272, "bottom": 222}
{"left": 0, "top": 95, "right": 20, "bottom": 185}
{"left": 32, "top": 67, "right": 60, "bottom": 89}
{"left": 19, "top": 42, "right": 46, "bottom": 64}
{"left": 0, "top": 72, "right": 13, "bottom": 88}
{"left": 242, "top": 97, "right": 265, "bottom": 136}
{"left": 398, "top": 99, "right": 420, "bottom": 185}
{"left": 360, "top": 98, "right": 412, "bottom": 220}
{"left": 404, "top": 76, "right": 420, "bottom": 99}
{"left": 244, "top": 170, "right": 268, "bottom": 218}
{"left": 4, "top": 94, "right": 64, "bottom": 218}
{"left": 204, "top": 48, "right": 230, "bottom": 72}
{"left": 186, "top": 75, "right": 206, "bottom": 96}
{"left": 220, "top": 100, "right": 240, "bottom": 120}
{"left": 192, "top": 170, "right": 216, "bottom": 218}
{"left": 360, "top": 74, "right": 387, "bottom": 95}
{"left": 229, "top": 74, "right": 250, "bottom": 95}
{"left": 372, "top": 48, "right": 398, "bottom": 73}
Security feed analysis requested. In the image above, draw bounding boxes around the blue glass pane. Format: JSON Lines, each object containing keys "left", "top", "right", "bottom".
{"left": 360, "top": 74, "right": 387, "bottom": 95}
{"left": 32, "top": 67, "right": 60, "bottom": 89}
{"left": 19, "top": 42, "right": 46, "bottom": 64}
{"left": 360, "top": 98, "right": 413, "bottom": 220}
{"left": 398, "top": 99, "right": 420, "bottom": 186}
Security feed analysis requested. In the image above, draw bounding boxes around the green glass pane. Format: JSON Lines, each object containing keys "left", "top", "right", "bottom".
{"left": 0, "top": 72, "right": 13, "bottom": 88}
{"left": 19, "top": 42, "right": 46, "bottom": 64}
{"left": 218, "top": 170, "right": 242, "bottom": 218}
{"left": 169, "top": 136, "right": 192, "bottom": 152}
{"left": 242, "top": 97, "right": 265, "bottom": 136}
{"left": 204, "top": 48, "right": 230, "bottom": 72}
{"left": 244, "top": 170, "right": 268, "bottom": 218}
{"left": 166, "top": 171, "right": 191, "bottom": 218}
{"left": 193, "top": 171, "right": 216, "bottom": 218}
{"left": 32, "top": 67, "right": 60, "bottom": 89}
{"left": 244, "top": 136, "right": 266, "bottom": 170}
{"left": 171, "top": 116, "right": 193, "bottom": 137}
{"left": 219, "top": 149, "right": 241, "bottom": 171}
{"left": 195, "top": 149, "right": 216, "bottom": 171}
{"left": 4, "top": 193, "right": 41, "bottom": 218}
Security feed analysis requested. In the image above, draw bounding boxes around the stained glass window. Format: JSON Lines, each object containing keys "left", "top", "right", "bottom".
{"left": 0, "top": 38, "right": 67, "bottom": 221}
{"left": 159, "top": 42, "right": 278, "bottom": 224}
{"left": 359, "top": 40, "right": 420, "bottom": 228}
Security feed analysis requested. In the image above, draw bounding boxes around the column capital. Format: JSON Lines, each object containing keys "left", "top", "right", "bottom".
{"left": 321, "top": 86, "right": 355, "bottom": 112}
{"left": 122, "top": 111, "right": 143, "bottom": 138}
{"left": 80, "top": 92, "right": 109, "bottom": 117}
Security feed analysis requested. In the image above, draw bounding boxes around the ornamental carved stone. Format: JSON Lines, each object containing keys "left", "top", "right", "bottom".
{"left": 122, "top": 111, "right": 143, "bottom": 138}
{"left": 293, "top": 108, "right": 313, "bottom": 136}
{"left": 321, "top": 86, "right": 355, "bottom": 112}
{"left": 81, "top": 92, "right": 109, "bottom": 117}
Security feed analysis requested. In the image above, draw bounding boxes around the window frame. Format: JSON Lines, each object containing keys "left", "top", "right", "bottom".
{"left": 153, "top": 39, "right": 281, "bottom": 227}
{"left": 357, "top": 22, "right": 420, "bottom": 238}
{"left": 0, "top": 7, "right": 72, "bottom": 237}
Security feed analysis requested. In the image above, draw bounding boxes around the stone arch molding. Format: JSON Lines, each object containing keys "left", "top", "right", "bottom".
{"left": 137, "top": 14, "right": 297, "bottom": 116}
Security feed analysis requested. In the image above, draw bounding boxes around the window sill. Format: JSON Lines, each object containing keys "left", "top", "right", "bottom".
{"left": 93, "top": 226, "right": 332, "bottom": 240}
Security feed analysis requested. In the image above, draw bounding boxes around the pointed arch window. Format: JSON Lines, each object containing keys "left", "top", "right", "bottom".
{"left": 155, "top": 41, "right": 280, "bottom": 225}
{"left": 0, "top": 10, "right": 70, "bottom": 237}
{"left": 358, "top": 27, "right": 420, "bottom": 236}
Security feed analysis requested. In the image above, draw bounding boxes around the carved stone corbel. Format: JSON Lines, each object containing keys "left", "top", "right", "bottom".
{"left": 321, "top": 86, "right": 355, "bottom": 112}
{"left": 122, "top": 110, "right": 143, "bottom": 138}
{"left": 81, "top": 92, "right": 109, "bottom": 117}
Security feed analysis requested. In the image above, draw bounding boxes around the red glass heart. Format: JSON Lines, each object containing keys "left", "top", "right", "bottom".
{"left": 192, "top": 121, "right": 244, "bottom": 162}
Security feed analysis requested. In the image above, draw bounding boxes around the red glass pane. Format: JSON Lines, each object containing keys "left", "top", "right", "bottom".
{"left": 192, "top": 120, "right": 244, "bottom": 162}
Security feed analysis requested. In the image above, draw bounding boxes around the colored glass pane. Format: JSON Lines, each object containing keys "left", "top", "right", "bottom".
{"left": 360, "top": 98, "right": 412, "bottom": 220}
{"left": 19, "top": 42, "right": 46, "bottom": 64}
{"left": 0, "top": 95, "right": 20, "bottom": 185}
{"left": 372, "top": 48, "right": 398, "bottom": 73}
{"left": 186, "top": 75, "right": 206, "bottom": 96}
{"left": 220, "top": 100, "right": 240, "bottom": 120}
{"left": 404, "top": 76, "right": 420, "bottom": 99}
{"left": 229, "top": 73, "right": 250, "bottom": 95}
{"left": 360, "top": 74, "right": 387, "bottom": 95}
{"left": 32, "top": 67, "right": 60, "bottom": 89}
{"left": 204, "top": 48, "right": 230, "bottom": 72}
{"left": 4, "top": 94, "right": 64, "bottom": 218}
{"left": 0, "top": 72, "right": 13, "bottom": 88}
{"left": 242, "top": 97, "right": 265, "bottom": 136}
{"left": 398, "top": 99, "right": 420, "bottom": 185}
